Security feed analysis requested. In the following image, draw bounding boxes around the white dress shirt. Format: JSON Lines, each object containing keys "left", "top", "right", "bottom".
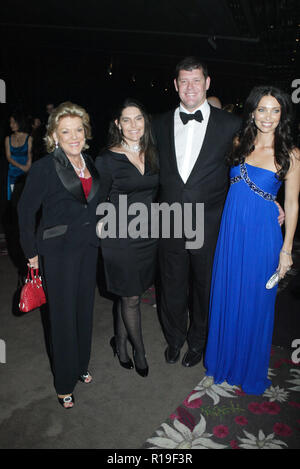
{"left": 174, "top": 100, "right": 210, "bottom": 183}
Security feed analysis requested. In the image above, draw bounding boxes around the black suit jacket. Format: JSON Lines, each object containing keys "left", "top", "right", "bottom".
{"left": 18, "top": 147, "right": 102, "bottom": 259}
{"left": 152, "top": 105, "right": 241, "bottom": 251}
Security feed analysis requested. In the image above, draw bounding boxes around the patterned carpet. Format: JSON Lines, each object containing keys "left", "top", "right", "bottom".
{"left": 142, "top": 345, "right": 300, "bottom": 449}
{"left": 140, "top": 239, "right": 300, "bottom": 450}
{"left": 1, "top": 227, "right": 299, "bottom": 450}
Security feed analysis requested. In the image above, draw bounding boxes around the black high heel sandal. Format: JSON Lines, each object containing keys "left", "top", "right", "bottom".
{"left": 57, "top": 394, "right": 75, "bottom": 409}
{"left": 110, "top": 337, "right": 134, "bottom": 370}
{"left": 133, "top": 350, "right": 149, "bottom": 377}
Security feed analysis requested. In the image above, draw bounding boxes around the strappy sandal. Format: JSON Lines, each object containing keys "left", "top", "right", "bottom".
{"left": 57, "top": 394, "right": 75, "bottom": 409}
{"left": 78, "top": 371, "right": 93, "bottom": 384}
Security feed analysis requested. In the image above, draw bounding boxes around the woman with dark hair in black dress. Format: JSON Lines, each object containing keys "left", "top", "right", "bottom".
{"left": 95, "top": 98, "right": 158, "bottom": 377}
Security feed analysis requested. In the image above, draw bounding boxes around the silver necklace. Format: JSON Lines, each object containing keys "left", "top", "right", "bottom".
{"left": 121, "top": 140, "right": 141, "bottom": 153}
{"left": 70, "top": 154, "right": 86, "bottom": 177}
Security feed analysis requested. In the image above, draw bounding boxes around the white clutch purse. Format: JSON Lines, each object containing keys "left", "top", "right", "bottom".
{"left": 265, "top": 270, "right": 280, "bottom": 289}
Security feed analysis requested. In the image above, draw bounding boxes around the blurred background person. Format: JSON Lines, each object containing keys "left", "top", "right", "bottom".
{"left": 4, "top": 112, "right": 32, "bottom": 279}
{"left": 207, "top": 96, "right": 222, "bottom": 109}
{"left": 30, "top": 115, "right": 45, "bottom": 162}
{"left": 223, "top": 103, "right": 236, "bottom": 113}
{"left": 5, "top": 112, "right": 32, "bottom": 201}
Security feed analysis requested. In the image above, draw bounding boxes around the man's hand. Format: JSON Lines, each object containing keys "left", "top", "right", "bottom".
{"left": 275, "top": 201, "right": 285, "bottom": 226}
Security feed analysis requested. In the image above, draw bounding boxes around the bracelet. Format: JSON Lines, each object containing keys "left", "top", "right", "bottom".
{"left": 281, "top": 249, "right": 292, "bottom": 256}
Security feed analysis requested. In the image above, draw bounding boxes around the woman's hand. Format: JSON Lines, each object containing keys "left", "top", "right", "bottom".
{"left": 277, "top": 250, "right": 293, "bottom": 279}
{"left": 28, "top": 255, "right": 39, "bottom": 270}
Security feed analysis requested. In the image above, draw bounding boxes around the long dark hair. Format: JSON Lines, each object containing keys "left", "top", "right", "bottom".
{"left": 107, "top": 98, "right": 158, "bottom": 172}
{"left": 227, "top": 85, "right": 295, "bottom": 180}
{"left": 10, "top": 111, "right": 28, "bottom": 133}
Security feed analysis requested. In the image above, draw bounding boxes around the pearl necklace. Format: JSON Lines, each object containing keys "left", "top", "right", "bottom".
{"left": 69, "top": 154, "right": 86, "bottom": 177}
{"left": 121, "top": 140, "right": 141, "bottom": 153}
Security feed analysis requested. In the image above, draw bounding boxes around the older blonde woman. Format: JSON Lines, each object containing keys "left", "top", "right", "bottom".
{"left": 18, "top": 102, "right": 101, "bottom": 408}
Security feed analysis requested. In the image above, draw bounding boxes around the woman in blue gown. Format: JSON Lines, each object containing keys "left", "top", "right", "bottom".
{"left": 5, "top": 113, "right": 32, "bottom": 199}
{"left": 4, "top": 113, "right": 32, "bottom": 278}
{"left": 204, "top": 86, "right": 300, "bottom": 395}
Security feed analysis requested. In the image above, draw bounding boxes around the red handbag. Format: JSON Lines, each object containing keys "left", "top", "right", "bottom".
{"left": 19, "top": 267, "right": 47, "bottom": 313}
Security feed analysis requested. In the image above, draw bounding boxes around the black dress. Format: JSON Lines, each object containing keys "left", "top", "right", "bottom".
{"left": 95, "top": 150, "right": 159, "bottom": 297}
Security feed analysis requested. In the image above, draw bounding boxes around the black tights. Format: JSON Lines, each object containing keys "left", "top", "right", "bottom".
{"left": 115, "top": 296, "right": 147, "bottom": 369}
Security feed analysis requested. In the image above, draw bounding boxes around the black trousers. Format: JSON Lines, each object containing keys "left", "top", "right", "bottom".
{"left": 158, "top": 242, "right": 215, "bottom": 352}
{"left": 41, "top": 243, "right": 98, "bottom": 395}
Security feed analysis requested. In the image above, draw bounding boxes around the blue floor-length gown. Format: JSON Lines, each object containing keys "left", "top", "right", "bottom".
{"left": 204, "top": 162, "right": 283, "bottom": 395}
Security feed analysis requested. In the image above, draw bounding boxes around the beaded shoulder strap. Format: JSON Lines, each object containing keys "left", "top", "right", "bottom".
{"left": 230, "top": 174, "right": 242, "bottom": 185}
{"left": 239, "top": 163, "right": 276, "bottom": 201}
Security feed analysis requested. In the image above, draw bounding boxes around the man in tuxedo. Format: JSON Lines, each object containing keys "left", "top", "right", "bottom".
{"left": 153, "top": 56, "right": 241, "bottom": 367}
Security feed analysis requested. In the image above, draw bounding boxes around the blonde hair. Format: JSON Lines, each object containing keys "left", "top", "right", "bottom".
{"left": 44, "top": 101, "right": 92, "bottom": 153}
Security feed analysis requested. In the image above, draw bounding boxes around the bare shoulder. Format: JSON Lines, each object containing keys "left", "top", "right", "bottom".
{"left": 291, "top": 146, "right": 300, "bottom": 158}
{"left": 109, "top": 146, "right": 123, "bottom": 154}
{"left": 289, "top": 147, "right": 300, "bottom": 167}
{"left": 285, "top": 147, "right": 300, "bottom": 182}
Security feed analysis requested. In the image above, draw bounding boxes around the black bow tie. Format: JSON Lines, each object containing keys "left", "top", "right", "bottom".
{"left": 180, "top": 109, "right": 203, "bottom": 125}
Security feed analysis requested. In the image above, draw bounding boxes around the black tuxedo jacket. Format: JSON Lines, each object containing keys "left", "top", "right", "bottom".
{"left": 18, "top": 147, "right": 102, "bottom": 259}
{"left": 152, "top": 105, "right": 241, "bottom": 251}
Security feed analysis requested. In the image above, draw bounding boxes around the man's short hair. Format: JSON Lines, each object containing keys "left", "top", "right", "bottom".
{"left": 175, "top": 56, "right": 208, "bottom": 80}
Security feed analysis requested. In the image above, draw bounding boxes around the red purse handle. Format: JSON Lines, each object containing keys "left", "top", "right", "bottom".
{"left": 26, "top": 267, "right": 40, "bottom": 282}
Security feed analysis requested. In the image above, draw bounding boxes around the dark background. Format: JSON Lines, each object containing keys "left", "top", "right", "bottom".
{"left": 1, "top": 0, "right": 299, "bottom": 147}
{"left": 0, "top": 0, "right": 299, "bottom": 345}
{"left": 1, "top": 0, "right": 299, "bottom": 237}
{"left": 0, "top": 0, "right": 299, "bottom": 209}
